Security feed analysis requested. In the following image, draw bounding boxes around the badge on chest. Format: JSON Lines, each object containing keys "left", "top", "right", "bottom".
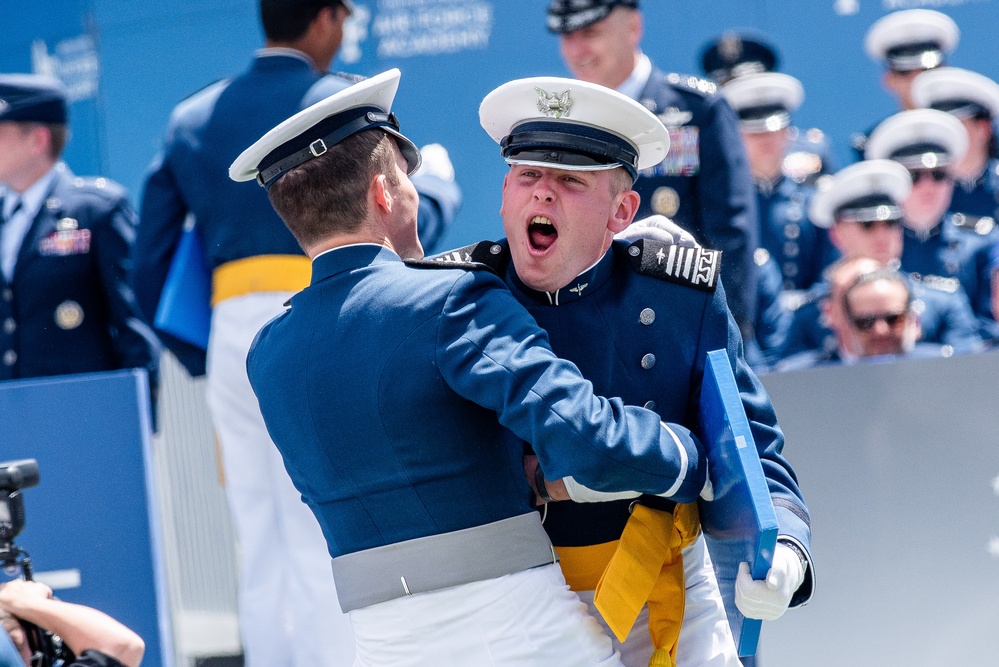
{"left": 39, "top": 221, "right": 91, "bottom": 256}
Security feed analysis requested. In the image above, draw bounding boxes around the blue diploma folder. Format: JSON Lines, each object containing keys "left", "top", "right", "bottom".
{"left": 699, "top": 349, "right": 779, "bottom": 657}
{"left": 153, "top": 222, "right": 212, "bottom": 350}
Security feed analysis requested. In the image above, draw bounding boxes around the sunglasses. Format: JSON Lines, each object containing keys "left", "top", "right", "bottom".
{"left": 856, "top": 218, "right": 902, "bottom": 231}
{"left": 851, "top": 311, "right": 907, "bottom": 331}
{"left": 909, "top": 169, "right": 949, "bottom": 184}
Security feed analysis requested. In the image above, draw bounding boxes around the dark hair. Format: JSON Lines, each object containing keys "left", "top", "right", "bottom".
{"left": 267, "top": 129, "right": 398, "bottom": 250}
{"left": 842, "top": 267, "right": 912, "bottom": 320}
{"left": 259, "top": 0, "right": 342, "bottom": 42}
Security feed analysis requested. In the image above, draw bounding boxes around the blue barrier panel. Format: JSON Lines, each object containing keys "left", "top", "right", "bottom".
{"left": 0, "top": 370, "right": 169, "bottom": 667}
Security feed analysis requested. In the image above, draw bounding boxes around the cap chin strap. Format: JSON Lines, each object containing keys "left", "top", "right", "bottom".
{"left": 258, "top": 111, "right": 409, "bottom": 188}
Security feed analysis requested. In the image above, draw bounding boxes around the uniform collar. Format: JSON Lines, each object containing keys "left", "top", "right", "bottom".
{"left": 903, "top": 216, "right": 946, "bottom": 242}
{"left": 310, "top": 243, "right": 399, "bottom": 284}
{"left": 253, "top": 48, "right": 318, "bottom": 71}
{"left": 617, "top": 53, "right": 652, "bottom": 101}
{"left": 508, "top": 247, "right": 615, "bottom": 306}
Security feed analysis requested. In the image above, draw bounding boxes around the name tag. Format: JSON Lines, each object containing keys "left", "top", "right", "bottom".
{"left": 39, "top": 229, "right": 91, "bottom": 256}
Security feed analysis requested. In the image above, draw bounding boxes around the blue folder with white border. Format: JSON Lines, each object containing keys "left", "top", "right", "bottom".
{"left": 698, "top": 349, "right": 779, "bottom": 657}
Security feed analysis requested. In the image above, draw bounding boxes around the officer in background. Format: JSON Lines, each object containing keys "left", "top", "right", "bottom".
{"left": 721, "top": 71, "right": 831, "bottom": 293}
{"left": 912, "top": 67, "right": 999, "bottom": 227}
{"left": 700, "top": 30, "right": 835, "bottom": 185}
{"left": 865, "top": 108, "right": 998, "bottom": 341}
{"left": 234, "top": 68, "right": 714, "bottom": 666}
{"left": 778, "top": 159, "right": 982, "bottom": 361}
{"left": 546, "top": 0, "right": 759, "bottom": 341}
{"left": 457, "top": 75, "right": 813, "bottom": 666}
{"left": 852, "top": 8, "right": 959, "bottom": 159}
{"left": 132, "top": 2, "right": 457, "bottom": 665}
{"left": 0, "top": 75, "right": 158, "bottom": 384}
{"left": 779, "top": 265, "right": 942, "bottom": 370}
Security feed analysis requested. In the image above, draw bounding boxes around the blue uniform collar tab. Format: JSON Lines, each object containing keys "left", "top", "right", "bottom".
{"left": 508, "top": 248, "right": 614, "bottom": 306}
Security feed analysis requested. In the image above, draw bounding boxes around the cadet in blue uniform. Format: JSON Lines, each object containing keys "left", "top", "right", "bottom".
{"left": 721, "top": 71, "right": 832, "bottom": 293}
{"left": 700, "top": 30, "right": 836, "bottom": 185}
{"left": 779, "top": 159, "right": 982, "bottom": 361}
{"left": 852, "top": 9, "right": 959, "bottom": 159}
{"left": 866, "top": 108, "right": 998, "bottom": 341}
{"left": 912, "top": 67, "right": 999, "bottom": 228}
{"left": 0, "top": 74, "right": 157, "bottom": 384}
{"left": 131, "top": 3, "right": 456, "bottom": 665}
{"left": 547, "top": 0, "right": 759, "bottom": 340}
{"left": 232, "top": 68, "right": 710, "bottom": 666}
{"left": 463, "top": 74, "right": 812, "bottom": 666}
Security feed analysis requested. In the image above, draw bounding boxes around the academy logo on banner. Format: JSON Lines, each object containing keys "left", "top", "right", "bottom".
{"left": 31, "top": 35, "right": 99, "bottom": 102}
{"left": 835, "top": 0, "right": 991, "bottom": 13}
{"left": 344, "top": 0, "right": 494, "bottom": 61}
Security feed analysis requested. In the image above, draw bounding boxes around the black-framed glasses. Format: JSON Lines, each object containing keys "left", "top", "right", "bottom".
{"left": 851, "top": 311, "right": 908, "bottom": 331}
{"left": 857, "top": 218, "right": 903, "bottom": 231}
{"left": 909, "top": 169, "right": 949, "bottom": 184}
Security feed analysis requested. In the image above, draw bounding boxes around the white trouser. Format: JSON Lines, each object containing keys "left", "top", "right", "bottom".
{"left": 207, "top": 292, "right": 355, "bottom": 667}
{"left": 349, "top": 563, "right": 623, "bottom": 667}
{"left": 577, "top": 534, "right": 742, "bottom": 667}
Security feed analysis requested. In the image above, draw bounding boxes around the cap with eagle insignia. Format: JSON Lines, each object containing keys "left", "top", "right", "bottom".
{"left": 864, "top": 108, "right": 968, "bottom": 170}
{"left": 809, "top": 159, "right": 912, "bottom": 229}
{"left": 0, "top": 74, "right": 68, "bottom": 124}
{"left": 626, "top": 239, "right": 720, "bottom": 292}
{"left": 479, "top": 76, "right": 670, "bottom": 182}
{"left": 721, "top": 72, "right": 804, "bottom": 134}
{"left": 229, "top": 68, "right": 421, "bottom": 189}
{"left": 700, "top": 31, "right": 779, "bottom": 85}
{"left": 864, "top": 9, "right": 958, "bottom": 74}
{"left": 546, "top": 0, "right": 639, "bottom": 34}
{"left": 912, "top": 67, "right": 999, "bottom": 122}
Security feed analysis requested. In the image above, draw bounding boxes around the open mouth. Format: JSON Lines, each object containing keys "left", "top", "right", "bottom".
{"left": 528, "top": 215, "right": 558, "bottom": 252}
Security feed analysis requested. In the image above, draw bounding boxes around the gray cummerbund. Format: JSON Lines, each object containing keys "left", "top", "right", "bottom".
{"left": 332, "top": 512, "right": 557, "bottom": 612}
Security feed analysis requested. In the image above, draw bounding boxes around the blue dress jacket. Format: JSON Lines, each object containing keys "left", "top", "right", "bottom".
{"left": 434, "top": 239, "right": 813, "bottom": 604}
{"left": 949, "top": 160, "right": 999, "bottom": 225}
{"left": 632, "top": 68, "right": 759, "bottom": 337}
{"left": 0, "top": 167, "right": 158, "bottom": 381}
{"left": 134, "top": 53, "right": 458, "bottom": 375}
{"left": 900, "top": 215, "right": 996, "bottom": 338}
{"left": 756, "top": 176, "right": 833, "bottom": 291}
{"left": 246, "top": 244, "right": 707, "bottom": 558}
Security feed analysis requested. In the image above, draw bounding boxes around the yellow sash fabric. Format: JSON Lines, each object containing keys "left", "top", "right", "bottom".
{"left": 589, "top": 502, "right": 701, "bottom": 667}
{"left": 211, "top": 254, "right": 311, "bottom": 306}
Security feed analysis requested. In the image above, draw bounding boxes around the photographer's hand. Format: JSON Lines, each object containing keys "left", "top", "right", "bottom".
{"left": 0, "top": 580, "right": 144, "bottom": 667}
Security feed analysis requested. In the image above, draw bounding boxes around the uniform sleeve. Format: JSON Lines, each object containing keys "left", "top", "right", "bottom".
{"left": 412, "top": 172, "right": 462, "bottom": 255}
{"left": 435, "top": 270, "right": 707, "bottom": 502}
{"left": 695, "top": 280, "right": 813, "bottom": 601}
{"left": 133, "top": 140, "right": 207, "bottom": 376}
{"left": 696, "top": 94, "right": 759, "bottom": 339}
{"left": 91, "top": 195, "right": 160, "bottom": 377}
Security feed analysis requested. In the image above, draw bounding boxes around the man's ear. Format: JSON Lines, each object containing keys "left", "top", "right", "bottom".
{"left": 608, "top": 189, "right": 641, "bottom": 234}
{"left": 499, "top": 171, "right": 512, "bottom": 217}
{"left": 370, "top": 173, "right": 392, "bottom": 214}
{"left": 828, "top": 223, "right": 844, "bottom": 252}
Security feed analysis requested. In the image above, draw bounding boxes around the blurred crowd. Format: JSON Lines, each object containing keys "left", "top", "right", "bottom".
{"left": 2, "top": 2, "right": 998, "bottom": 666}
{"left": 697, "top": 9, "right": 999, "bottom": 373}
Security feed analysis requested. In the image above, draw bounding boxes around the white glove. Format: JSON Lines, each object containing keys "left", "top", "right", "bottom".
{"left": 614, "top": 215, "right": 700, "bottom": 247}
{"left": 734, "top": 542, "right": 805, "bottom": 621}
{"left": 415, "top": 143, "right": 455, "bottom": 182}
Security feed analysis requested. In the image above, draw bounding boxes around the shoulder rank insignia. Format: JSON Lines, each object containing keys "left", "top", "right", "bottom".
{"left": 916, "top": 273, "right": 961, "bottom": 294}
{"left": 950, "top": 213, "right": 995, "bottom": 236}
{"left": 408, "top": 240, "right": 511, "bottom": 275}
{"left": 665, "top": 72, "right": 717, "bottom": 96}
{"left": 627, "top": 239, "right": 720, "bottom": 292}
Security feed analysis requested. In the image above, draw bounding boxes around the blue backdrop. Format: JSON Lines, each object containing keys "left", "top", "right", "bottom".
{"left": 2, "top": 0, "right": 997, "bottom": 255}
